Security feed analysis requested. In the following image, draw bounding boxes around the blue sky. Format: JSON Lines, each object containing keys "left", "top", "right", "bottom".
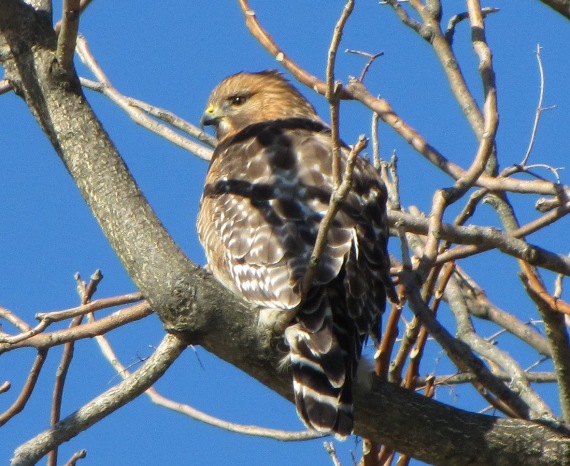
{"left": 1, "top": 1, "right": 569, "bottom": 465}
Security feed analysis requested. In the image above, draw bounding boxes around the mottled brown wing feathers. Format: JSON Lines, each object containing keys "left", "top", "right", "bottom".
{"left": 197, "top": 116, "right": 392, "bottom": 437}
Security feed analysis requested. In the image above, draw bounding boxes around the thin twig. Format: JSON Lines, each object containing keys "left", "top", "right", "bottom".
{"left": 345, "top": 49, "right": 384, "bottom": 82}
{"left": 127, "top": 96, "right": 217, "bottom": 148}
{"left": 520, "top": 261, "right": 570, "bottom": 423}
{"left": 324, "top": 442, "right": 342, "bottom": 466}
{"left": 387, "top": 209, "right": 570, "bottom": 276}
{"left": 0, "top": 319, "right": 51, "bottom": 345}
{"left": 63, "top": 449, "right": 87, "bottom": 466}
{"left": 326, "top": 0, "right": 354, "bottom": 189}
{"left": 371, "top": 111, "right": 381, "bottom": 170}
{"left": 0, "top": 305, "right": 31, "bottom": 332}
{"left": 445, "top": 276, "right": 553, "bottom": 419}
{"left": 1, "top": 302, "right": 153, "bottom": 353}
{"left": 404, "top": 279, "right": 531, "bottom": 418}
{"left": 0, "top": 293, "right": 144, "bottom": 346}
{"left": 453, "top": 188, "right": 488, "bottom": 226}
{"left": 521, "top": 45, "right": 557, "bottom": 166}
{"left": 48, "top": 271, "right": 103, "bottom": 466}
{"left": 35, "top": 292, "right": 143, "bottom": 323}
{"left": 403, "top": 262, "right": 455, "bottom": 388}
{"left": 385, "top": 0, "right": 422, "bottom": 35}
{"left": 445, "top": 7, "right": 500, "bottom": 45}
{"left": 440, "top": 0, "right": 498, "bottom": 206}
{"left": 0, "top": 350, "right": 47, "bottom": 426}
{"left": 454, "top": 265, "right": 552, "bottom": 357}
{"left": 344, "top": 78, "right": 568, "bottom": 198}
{"left": 301, "top": 136, "right": 368, "bottom": 297}
{"left": 12, "top": 334, "right": 187, "bottom": 465}
{"left": 414, "top": 371, "right": 558, "bottom": 387}
{"left": 76, "top": 37, "right": 213, "bottom": 161}
{"left": 395, "top": 0, "right": 486, "bottom": 136}
{"left": 91, "top": 318, "right": 323, "bottom": 441}
{"left": 375, "top": 301, "right": 403, "bottom": 379}
{"left": 237, "top": 0, "right": 332, "bottom": 96}
{"left": 48, "top": 317, "right": 82, "bottom": 466}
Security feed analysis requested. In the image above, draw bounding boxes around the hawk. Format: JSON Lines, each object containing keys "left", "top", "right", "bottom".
{"left": 197, "top": 70, "right": 394, "bottom": 437}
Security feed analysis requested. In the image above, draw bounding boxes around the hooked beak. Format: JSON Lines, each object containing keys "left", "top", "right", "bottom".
{"left": 200, "top": 105, "right": 221, "bottom": 127}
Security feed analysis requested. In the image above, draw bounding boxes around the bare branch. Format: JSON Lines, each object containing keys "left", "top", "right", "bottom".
{"left": 415, "top": 371, "right": 558, "bottom": 387}
{"left": 48, "top": 316, "right": 81, "bottom": 466}
{"left": 416, "top": 0, "right": 499, "bottom": 272}
{"left": 324, "top": 442, "right": 342, "bottom": 466}
{"left": 0, "top": 350, "right": 47, "bottom": 427}
{"left": 403, "top": 263, "right": 455, "bottom": 388}
{"left": 396, "top": 0, "right": 486, "bottom": 136}
{"left": 237, "top": 0, "right": 569, "bottom": 199}
{"left": 90, "top": 322, "right": 323, "bottom": 441}
{"left": 76, "top": 38, "right": 213, "bottom": 161}
{"left": 0, "top": 292, "right": 144, "bottom": 346}
{"left": 34, "top": 292, "right": 144, "bottom": 324}
{"left": 445, "top": 7, "right": 500, "bottom": 45}
{"left": 126, "top": 96, "right": 217, "bottom": 148}
{"left": 404, "top": 280, "right": 531, "bottom": 418}
{"left": 453, "top": 266, "right": 552, "bottom": 357}
{"left": 376, "top": 301, "right": 404, "bottom": 380}
{"left": 0, "top": 305, "right": 31, "bottom": 333}
{"left": 237, "top": 0, "right": 331, "bottom": 95}
{"left": 55, "top": 0, "right": 80, "bottom": 72}
{"left": 63, "top": 449, "right": 87, "bottom": 466}
{"left": 345, "top": 79, "right": 568, "bottom": 197}
{"left": 445, "top": 277, "right": 554, "bottom": 419}
{"left": 345, "top": 49, "right": 384, "bottom": 82}
{"left": 326, "top": 0, "right": 354, "bottom": 188}
{"left": 520, "top": 261, "right": 570, "bottom": 423}
{"left": 301, "top": 136, "right": 368, "bottom": 297}
{"left": 371, "top": 111, "right": 381, "bottom": 170}
{"left": 521, "top": 44, "right": 557, "bottom": 165}
{"left": 389, "top": 209, "right": 570, "bottom": 276}
{"left": 1, "top": 302, "right": 153, "bottom": 353}
{"left": 48, "top": 271, "right": 103, "bottom": 466}
{"left": 385, "top": 0, "right": 423, "bottom": 35}
{"left": 11, "top": 333, "right": 187, "bottom": 465}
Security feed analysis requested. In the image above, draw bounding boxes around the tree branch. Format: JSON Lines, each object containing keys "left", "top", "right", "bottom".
{"left": 55, "top": 0, "right": 79, "bottom": 73}
{"left": 0, "top": 350, "right": 47, "bottom": 427}
{"left": 91, "top": 323, "right": 322, "bottom": 442}
{"left": 520, "top": 261, "right": 570, "bottom": 423}
{"left": 11, "top": 333, "right": 187, "bottom": 465}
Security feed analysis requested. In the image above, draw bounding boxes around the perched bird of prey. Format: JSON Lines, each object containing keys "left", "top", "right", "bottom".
{"left": 197, "top": 70, "right": 394, "bottom": 437}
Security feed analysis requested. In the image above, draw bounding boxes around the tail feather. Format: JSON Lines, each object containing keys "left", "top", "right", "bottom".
{"left": 284, "top": 321, "right": 354, "bottom": 438}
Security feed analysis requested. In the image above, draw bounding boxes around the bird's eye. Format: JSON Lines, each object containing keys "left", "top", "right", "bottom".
{"left": 229, "top": 95, "right": 247, "bottom": 106}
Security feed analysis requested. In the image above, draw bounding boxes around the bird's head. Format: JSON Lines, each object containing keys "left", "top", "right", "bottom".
{"left": 201, "top": 70, "right": 321, "bottom": 140}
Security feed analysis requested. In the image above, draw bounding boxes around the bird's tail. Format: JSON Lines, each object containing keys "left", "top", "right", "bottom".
{"left": 284, "top": 290, "right": 355, "bottom": 438}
